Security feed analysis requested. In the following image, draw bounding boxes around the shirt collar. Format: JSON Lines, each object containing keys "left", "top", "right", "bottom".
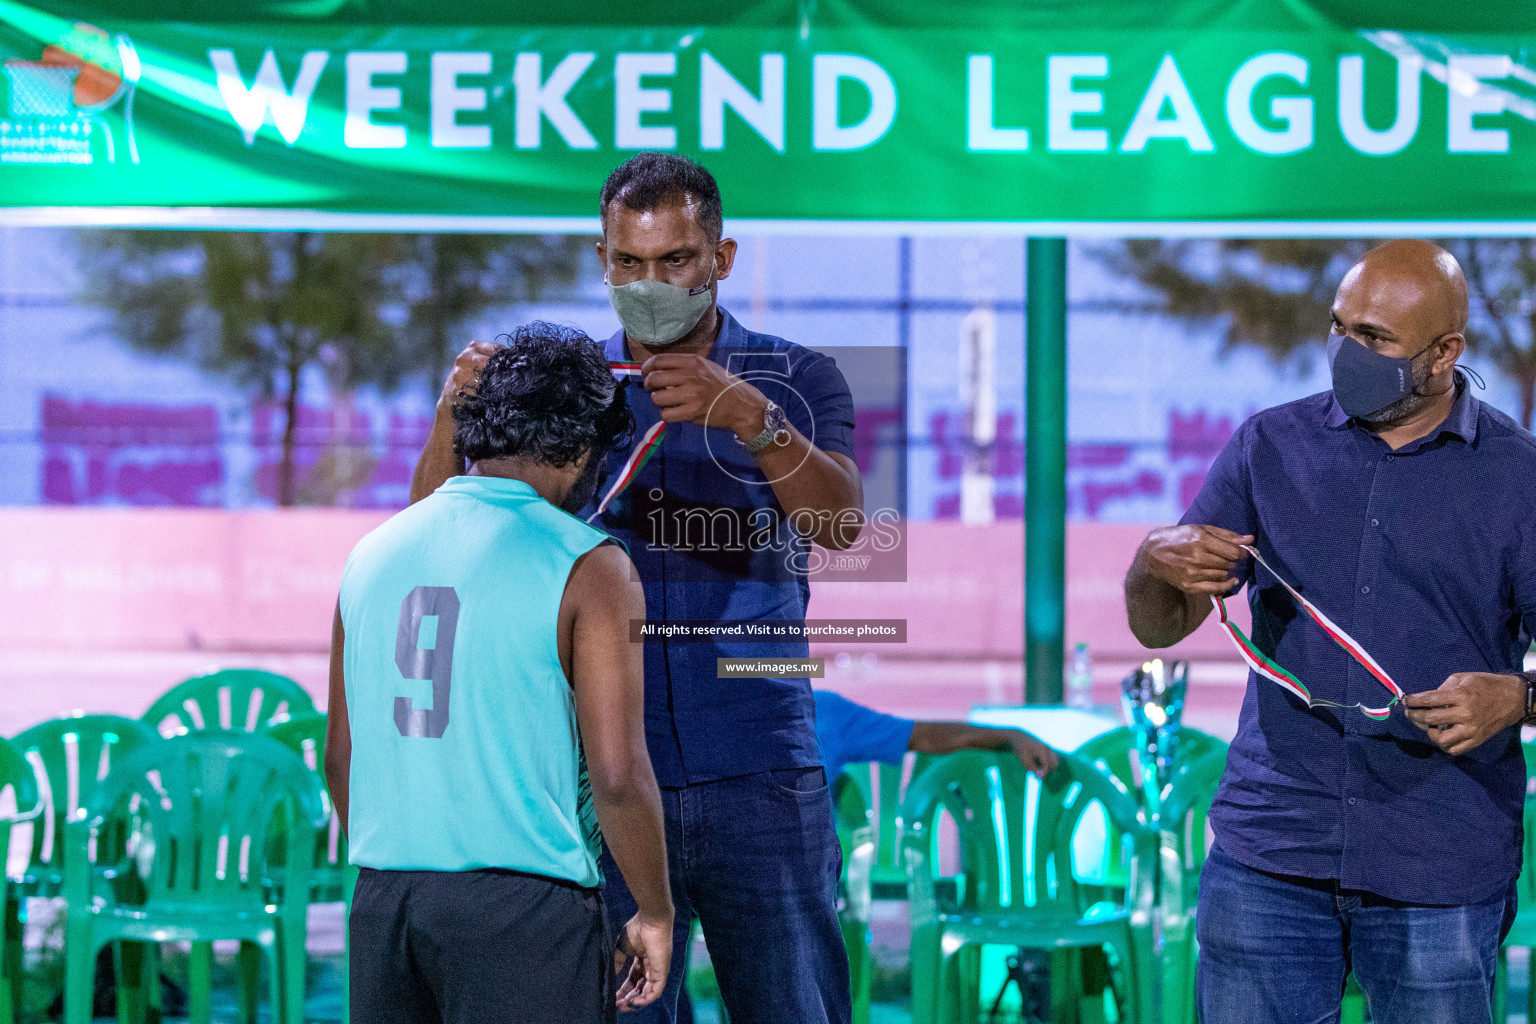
{"left": 1324, "top": 373, "right": 1479, "bottom": 445}
{"left": 438, "top": 475, "right": 540, "bottom": 499}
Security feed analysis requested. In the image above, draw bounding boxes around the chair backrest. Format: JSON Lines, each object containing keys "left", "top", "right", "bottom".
{"left": 1076, "top": 726, "right": 1226, "bottom": 800}
{"left": 10, "top": 714, "right": 159, "bottom": 877}
{"left": 71, "top": 731, "right": 326, "bottom": 911}
{"left": 0, "top": 736, "right": 40, "bottom": 864}
{"left": 834, "top": 756, "right": 933, "bottom": 881}
{"left": 1159, "top": 748, "right": 1227, "bottom": 875}
{"left": 899, "top": 750, "right": 1148, "bottom": 913}
{"left": 263, "top": 713, "right": 329, "bottom": 773}
{"left": 144, "top": 669, "right": 316, "bottom": 738}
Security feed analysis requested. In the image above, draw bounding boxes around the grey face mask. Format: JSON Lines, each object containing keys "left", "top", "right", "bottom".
{"left": 607, "top": 263, "right": 715, "bottom": 346}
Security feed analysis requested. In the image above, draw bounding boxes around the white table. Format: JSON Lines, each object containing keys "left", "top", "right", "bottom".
{"left": 968, "top": 705, "right": 1122, "bottom": 752}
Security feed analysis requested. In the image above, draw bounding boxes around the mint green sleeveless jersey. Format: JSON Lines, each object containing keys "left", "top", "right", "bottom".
{"left": 339, "top": 475, "right": 609, "bottom": 884}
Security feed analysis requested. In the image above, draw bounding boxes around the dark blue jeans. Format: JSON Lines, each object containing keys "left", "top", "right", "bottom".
{"left": 600, "top": 767, "right": 851, "bottom": 1024}
{"left": 1196, "top": 842, "right": 1516, "bottom": 1024}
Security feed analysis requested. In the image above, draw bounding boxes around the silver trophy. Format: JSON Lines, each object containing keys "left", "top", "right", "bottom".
{"left": 1120, "top": 658, "right": 1190, "bottom": 815}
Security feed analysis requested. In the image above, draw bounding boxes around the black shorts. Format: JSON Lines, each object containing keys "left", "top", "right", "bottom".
{"left": 350, "top": 866, "right": 615, "bottom": 1024}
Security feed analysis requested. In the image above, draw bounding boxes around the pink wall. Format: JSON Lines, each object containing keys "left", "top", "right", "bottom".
{"left": 0, "top": 510, "right": 1246, "bottom": 661}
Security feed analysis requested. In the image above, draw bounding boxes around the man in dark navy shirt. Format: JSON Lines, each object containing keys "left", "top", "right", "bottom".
{"left": 411, "top": 155, "right": 866, "bottom": 1024}
{"left": 1125, "top": 240, "right": 1536, "bottom": 1024}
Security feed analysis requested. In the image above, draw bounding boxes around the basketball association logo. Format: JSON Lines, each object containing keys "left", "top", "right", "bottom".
{"left": 0, "top": 21, "right": 140, "bottom": 165}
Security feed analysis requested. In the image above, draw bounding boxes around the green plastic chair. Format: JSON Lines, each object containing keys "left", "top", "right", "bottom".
{"left": 10, "top": 715, "right": 161, "bottom": 897}
{"left": 143, "top": 669, "right": 316, "bottom": 738}
{"left": 900, "top": 751, "right": 1158, "bottom": 1024}
{"left": 1074, "top": 726, "right": 1225, "bottom": 897}
{"left": 7, "top": 716, "right": 160, "bottom": 1021}
{"left": 265, "top": 712, "right": 356, "bottom": 1024}
{"left": 0, "top": 738, "right": 41, "bottom": 1024}
{"left": 62, "top": 731, "right": 327, "bottom": 1024}
{"left": 1493, "top": 741, "right": 1536, "bottom": 1022}
{"left": 1154, "top": 748, "right": 1227, "bottom": 1024}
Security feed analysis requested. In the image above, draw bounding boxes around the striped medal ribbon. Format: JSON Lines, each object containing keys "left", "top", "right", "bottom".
{"left": 586, "top": 420, "right": 667, "bottom": 523}
{"left": 1212, "top": 544, "right": 1405, "bottom": 720}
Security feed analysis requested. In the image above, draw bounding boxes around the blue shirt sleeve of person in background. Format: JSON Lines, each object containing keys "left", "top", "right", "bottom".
{"left": 813, "top": 690, "right": 915, "bottom": 782}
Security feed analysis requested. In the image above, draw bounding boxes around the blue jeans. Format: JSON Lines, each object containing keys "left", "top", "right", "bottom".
{"left": 1196, "top": 842, "right": 1516, "bottom": 1024}
{"left": 600, "top": 767, "right": 851, "bottom": 1024}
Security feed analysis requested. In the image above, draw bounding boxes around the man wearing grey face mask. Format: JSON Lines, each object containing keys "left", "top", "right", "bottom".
{"left": 410, "top": 154, "right": 864, "bottom": 1024}
{"left": 1124, "top": 239, "right": 1536, "bottom": 1024}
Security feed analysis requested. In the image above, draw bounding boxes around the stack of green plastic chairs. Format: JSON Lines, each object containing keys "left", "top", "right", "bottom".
{"left": 900, "top": 750, "right": 1158, "bottom": 1024}
{"left": 61, "top": 731, "right": 327, "bottom": 1024}
{"left": 0, "top": 738, "right": 40, "bottom": 1024}
{"left": 7, "top": 714, "right": 159, "bottom": 1021}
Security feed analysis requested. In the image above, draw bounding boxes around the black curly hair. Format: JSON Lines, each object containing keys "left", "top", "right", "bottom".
{"left": 451, "top": 323, "right": 631, "bottom": 467}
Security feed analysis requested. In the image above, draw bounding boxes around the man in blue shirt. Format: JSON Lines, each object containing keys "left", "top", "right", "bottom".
{"left": 1125, "top": 240, "right": 1536, "bottom": 1023}
{"left": 330, "top": 327, "right": 673, "bottom": 1023}
{"left": 411, "top": 155, "right": 866, "bottom": 1023}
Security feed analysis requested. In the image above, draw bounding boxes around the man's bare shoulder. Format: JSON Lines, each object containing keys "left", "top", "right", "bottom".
{"left": 568, "top": 541, "right": 644, "bottom": 611}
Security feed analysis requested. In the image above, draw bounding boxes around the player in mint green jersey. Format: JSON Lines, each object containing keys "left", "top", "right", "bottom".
{"left": 325, "top": 324, "right": 673, "bottom": 1024}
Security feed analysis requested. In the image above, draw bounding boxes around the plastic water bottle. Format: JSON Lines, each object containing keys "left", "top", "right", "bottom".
{"left": 1067, "top": 642, "right": 1094, "bottom": 710}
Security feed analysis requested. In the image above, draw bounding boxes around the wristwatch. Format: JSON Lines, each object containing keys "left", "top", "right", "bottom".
{"left": 1522, "top": 671, "right": 1536, "bottom": 725}
{"left": 739, "top": 401, "right": 792, "bottom": 454}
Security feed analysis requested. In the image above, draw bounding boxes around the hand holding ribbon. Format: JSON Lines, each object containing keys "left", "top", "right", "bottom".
{"left": 1404, "top": 673, "right": 1528, "bottom": 756}
{"left": 1212, "top": 544, "right": 1405, "bottom": 719}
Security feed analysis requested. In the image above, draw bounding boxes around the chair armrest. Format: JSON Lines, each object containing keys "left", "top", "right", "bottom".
{"left": 844, "top": 825, "right": 875, "bottom": 925}
{"left": 903, "top": 843, "right": 942, "bottom": 929}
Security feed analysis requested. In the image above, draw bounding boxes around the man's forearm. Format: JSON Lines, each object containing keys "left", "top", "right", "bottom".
{"left": 909, "top": 721, "right": 1017, "bottom": 756}
{"left": 754, "top": 431, "right": 863, "bottom": 549}
{"left": 593, "top": 777, "right": 672, "bottom": 919}
{"left": 1125, "top": 544, "right": 1202, "bottom": 649}
{"left": 408, "top": 407, "right": 464, "bottom": 505}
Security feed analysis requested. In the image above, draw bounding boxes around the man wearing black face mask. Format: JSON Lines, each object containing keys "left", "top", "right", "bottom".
{"left": 1124, "top": 239, "right": 1536, "bottom": 1024}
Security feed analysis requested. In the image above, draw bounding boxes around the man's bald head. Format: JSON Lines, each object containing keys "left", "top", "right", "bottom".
{"left": 1330, "top": 239, "right": 1470, "bottom": 426}
{"left": 1338, "top": 239, "right": 1469, "bottom": 339}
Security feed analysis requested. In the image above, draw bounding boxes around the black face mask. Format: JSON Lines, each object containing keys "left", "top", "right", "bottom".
{"left": 1327, "top": 331, "right": 1439, "bottom": 421}
{"left": 559, "top": 449, "right": 608, "bottom": 515}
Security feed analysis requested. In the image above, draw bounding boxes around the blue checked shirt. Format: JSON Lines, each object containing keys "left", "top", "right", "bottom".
{"left": 1181, "top": 380, "right": 1536, "bottom": 905}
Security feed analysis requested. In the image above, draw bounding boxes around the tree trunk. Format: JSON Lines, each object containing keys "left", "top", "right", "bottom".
{"left": 278, "top": 356, "right": 301, "bottom": 506}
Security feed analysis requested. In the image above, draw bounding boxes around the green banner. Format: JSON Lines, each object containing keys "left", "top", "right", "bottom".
{"left": 5, "top": 0, "right": 1536, "bottom": 229}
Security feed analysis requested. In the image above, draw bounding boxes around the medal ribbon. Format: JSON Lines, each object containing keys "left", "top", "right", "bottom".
{"left": 586, "top": 420, "right": 667, "bottom": 523}
{"left": 1212, "top": 544, "right": 1404, "bottom": 720}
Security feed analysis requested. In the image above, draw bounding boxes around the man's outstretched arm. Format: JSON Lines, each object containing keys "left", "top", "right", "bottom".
{"left": 908, "top": 721, "right": 1060, "bottom": 777}
{"left": 409, "top": 341, "right": 500, "bottom": 504}
{"left": 564, "top": 543, "right": 673, "bottom": 1010}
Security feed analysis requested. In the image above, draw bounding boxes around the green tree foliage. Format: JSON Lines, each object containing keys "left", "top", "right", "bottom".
{"left": 76, "top": 230, "right": 586, "bottom": 505}
{"left": 1097, "top": 238, "right": 1536, "bottom": 428}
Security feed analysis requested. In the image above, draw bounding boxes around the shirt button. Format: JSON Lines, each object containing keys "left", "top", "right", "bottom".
{"left": 1371, "top": 518, "right": 1380, "bottom": 527}
{"left": 1348, "top": 797, "right": 1357, "bottom": 806}
{"left": 1361, "top": 585, "right": 1370, "bottom": 594}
